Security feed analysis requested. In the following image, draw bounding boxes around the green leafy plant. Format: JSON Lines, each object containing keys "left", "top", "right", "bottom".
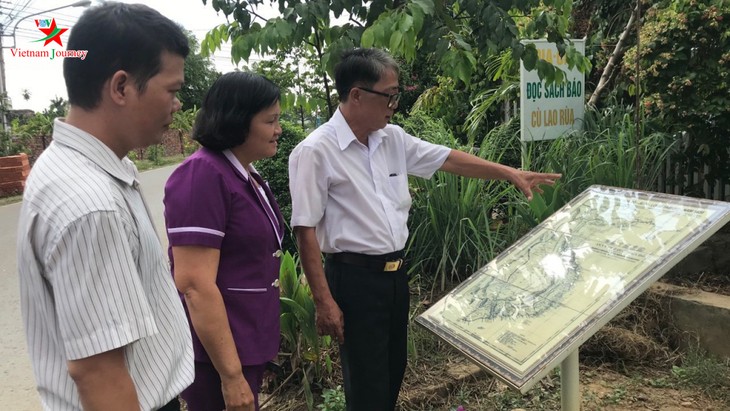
{"left": 0, "top": 129, "right": 29, "bottom": 157}
{"left": 604, "top": 386, "right": 627, "bottom": 404}
{"left": 278, "top": 251, "right": 333, "bottom": 407}
{"left": 671, "top": 344, "right": 730, "bottom": 401}
{"left": 316, "top": 385, "right": 345, "bottom": 411}
{"left": 145, "top": 144, "right": 164, "bottom": 165}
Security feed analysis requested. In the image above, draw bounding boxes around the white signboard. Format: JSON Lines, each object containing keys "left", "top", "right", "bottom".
{"left": 416, "top": 186, "right": 730, "bottom": 393}
{"left": 520, "top": 39, "right": 585, "bottom": 142}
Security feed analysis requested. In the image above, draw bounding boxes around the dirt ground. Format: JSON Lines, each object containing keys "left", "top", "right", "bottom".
{"left": 663, "top": 271, "right": 730, "bottom": 296}
{"left": 261, "top": 353, "right": 730, "bottom": 410}
{"left": 261, "top": 278, "right": 730, "bottom": 411}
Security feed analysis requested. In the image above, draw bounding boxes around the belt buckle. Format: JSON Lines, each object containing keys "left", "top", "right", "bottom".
{"left": 384, "top": 259, "right": 402, "bottom": 272}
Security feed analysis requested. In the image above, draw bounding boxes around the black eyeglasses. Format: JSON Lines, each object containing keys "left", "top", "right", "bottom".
{"left": 357, "top": 87, "right": 401, "bottom": 109}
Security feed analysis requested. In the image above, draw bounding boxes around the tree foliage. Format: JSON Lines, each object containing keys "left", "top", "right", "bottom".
{"left": 249, "top": 48, "right": 332, "bottom": 126}
{"left": 180, "top": 32, "right": 221, "bottom": 111}
{"left": 44, "top": 97, "right": 67, "bottom": 119}
{"left": 169, "top": 107, "right": 199, "bottom": 156}
{"left": 623, "top": 0, "right": 730, "bottom": 196}
{"left": 200, "top": 0, "right": 588, "bottom": 93}
{"left": 255, "top": 120, "right": 306, "bottom": 253}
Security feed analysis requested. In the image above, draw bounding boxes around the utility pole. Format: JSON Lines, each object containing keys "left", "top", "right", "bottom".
{"left": 0, "top": 25, "right": 8, "bottom": 130}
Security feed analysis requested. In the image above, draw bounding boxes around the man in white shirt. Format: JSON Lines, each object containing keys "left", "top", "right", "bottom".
{"left": 289, "top": 48, "right": 560, "bottom": 410}
{"left": 16, "top": 3, "right": 193, "bottom": 410}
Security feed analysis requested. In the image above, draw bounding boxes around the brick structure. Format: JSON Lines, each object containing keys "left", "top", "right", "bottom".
{"left": 25, "top": 129, "right": 189, "bottom": 164}
{"left": 126, "top": 130, "right": 190, "bottom": 161}
{"left": 0, "top": 153, "right": 30, "bottom": 196}
{"left": 1, "top": 130, "right": 192, "bottom": 198}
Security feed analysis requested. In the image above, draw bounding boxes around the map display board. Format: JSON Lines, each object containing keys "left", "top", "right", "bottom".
{"left": 416, "top": 186, "right": 730, "bottom": 393}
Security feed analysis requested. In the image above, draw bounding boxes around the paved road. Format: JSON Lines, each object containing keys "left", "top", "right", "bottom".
{"left": 0, "top": 164, "right": 178, "bottom": 410}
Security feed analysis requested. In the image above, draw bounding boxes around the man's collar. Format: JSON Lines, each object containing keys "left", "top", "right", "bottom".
{"left": 52, "top": 118, "right": 137, "bottom": 186}
{"left": 332, "top": 108, "right": 387, "bottom": 151}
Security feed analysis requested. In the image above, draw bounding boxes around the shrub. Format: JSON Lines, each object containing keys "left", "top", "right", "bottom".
{"left": 623, "top": 0, "right": 730, "bottom": 197}
{"left": 145, "top": 144, "right": 164, "bottom": 165}
{"left": 256, "top": 120, "right": 306, "bottom": 254}
{"left": 0, "top": 130, "right": 29, "bottom": 157}
{"left": 317, "top": 386, "right": 345, "bottom": 411}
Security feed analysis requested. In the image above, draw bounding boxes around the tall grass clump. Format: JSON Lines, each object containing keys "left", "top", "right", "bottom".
{"left": 402, "top": 104, "right": 674, "bottom": 290}
{"left": 403, "top": 112, "right": 521, "bottom": 291}
{"left": 513, "top": 103, "right": 675, "bottom": 230}
{"left": 528, "top": 102, "right": 674, "bottom": 193}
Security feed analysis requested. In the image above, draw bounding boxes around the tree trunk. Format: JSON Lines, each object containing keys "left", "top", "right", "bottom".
{"left": 313, "top": 30, "right": 334, "bottom": 119}
{"left": 587, "top": 1, "right": 640, "bottom": 107}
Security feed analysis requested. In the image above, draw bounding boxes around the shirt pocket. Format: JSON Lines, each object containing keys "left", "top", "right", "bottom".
{"left": 387, "top": 174, "right": 412, "bottom": 211}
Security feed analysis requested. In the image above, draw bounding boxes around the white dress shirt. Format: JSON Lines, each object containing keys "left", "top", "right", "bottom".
{"left": 289, "top": 108, "right": 451, "bottom": 254}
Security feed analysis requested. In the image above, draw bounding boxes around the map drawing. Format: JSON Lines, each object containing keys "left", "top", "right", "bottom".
{"left": 416, "top": 186, "right": 730, "bottom": 392}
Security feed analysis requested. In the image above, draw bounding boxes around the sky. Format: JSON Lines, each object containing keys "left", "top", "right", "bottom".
{"left": 1, "top": 0, "right": 271, "bottom": 112}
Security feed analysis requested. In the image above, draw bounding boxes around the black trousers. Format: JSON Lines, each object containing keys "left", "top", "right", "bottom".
{"left": 325, "top": 257, "right": 410, "bottom": 411}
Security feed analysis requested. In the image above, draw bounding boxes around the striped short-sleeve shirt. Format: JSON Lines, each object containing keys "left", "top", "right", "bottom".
{"left": 16, "top": 119, "right": 194, "bottom": 410}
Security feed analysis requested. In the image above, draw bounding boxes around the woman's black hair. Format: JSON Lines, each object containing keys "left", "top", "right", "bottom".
{"left": 193, "top": 72, "right": 280, "bottom": 150}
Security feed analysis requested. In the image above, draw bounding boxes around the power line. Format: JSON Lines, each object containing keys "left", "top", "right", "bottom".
{"left": 0, "top": 1, "right": 33, "bottom": 29}
{"left": 0, "top": 4, "right": 80, "bottom": 22}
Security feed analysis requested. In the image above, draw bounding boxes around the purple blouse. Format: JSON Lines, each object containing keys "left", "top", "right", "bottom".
{"left": 164, "top": 147, "right": 284, "bottom": 365}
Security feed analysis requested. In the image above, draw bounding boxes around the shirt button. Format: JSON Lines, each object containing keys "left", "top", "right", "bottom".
{"left": 271, "top": 279, "right": 280, "bottom": 288}
{"left": 272, "top": 250, "right": 282, "bottom": 258}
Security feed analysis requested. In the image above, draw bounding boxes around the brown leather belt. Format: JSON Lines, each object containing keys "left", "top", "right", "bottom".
{"left": 326, "top": 250, "right": 405, "bottom": 272}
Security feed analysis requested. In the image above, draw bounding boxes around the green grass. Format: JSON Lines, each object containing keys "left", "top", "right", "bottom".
{"left": 672, "top": 344, "right": 730, "bottom": 402}
{"left": 0, "top": 194, "right": 22, "bottom": 206}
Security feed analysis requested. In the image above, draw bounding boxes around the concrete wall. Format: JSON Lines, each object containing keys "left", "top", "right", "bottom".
{"left": 655, "top": 222, "right": 730, "bottom": 359}
{"left": 650, "top": 282, "right": 730, "bottom": 359}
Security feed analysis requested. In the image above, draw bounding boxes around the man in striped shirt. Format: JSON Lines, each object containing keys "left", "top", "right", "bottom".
{"left": 16, "top": 4, "right": 194, "bottom": 410}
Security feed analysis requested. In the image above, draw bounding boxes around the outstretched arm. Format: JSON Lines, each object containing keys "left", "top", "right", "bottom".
{"left": 439, "top": 149, "right": 561, "bottom": 201}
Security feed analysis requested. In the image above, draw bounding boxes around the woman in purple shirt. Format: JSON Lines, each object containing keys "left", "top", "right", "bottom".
{"left": 163, "top": 72, "right": 284, "bottom": 411}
